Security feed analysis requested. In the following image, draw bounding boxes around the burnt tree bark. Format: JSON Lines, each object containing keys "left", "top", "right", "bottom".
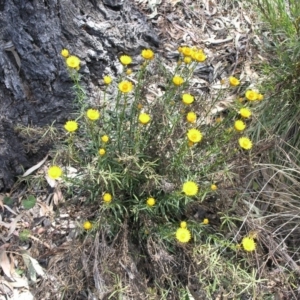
{"left": 0, "top": 0, "right": 159, "bottom": 191}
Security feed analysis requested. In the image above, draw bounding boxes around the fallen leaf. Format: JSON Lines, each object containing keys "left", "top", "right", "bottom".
{"left": 22, "top": 155, "right": 48, "bottom": 177}
{"left": 0, "top": 250, "right": 13, "bottom": 280}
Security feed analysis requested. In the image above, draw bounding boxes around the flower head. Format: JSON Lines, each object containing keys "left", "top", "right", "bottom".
{"left": 48, "top": 166, "right": 63, "bottom": 179}
{"left": 141, "top": 49, "right": 154, "bottom": 60}
{"left": 241, "top": 236, "right": 256, "bottom": 252}
{"left": 147, "top": 197, "right": 155, "bottom": 207}
{"left": 176, "top": 228, "right": 191, "bottom": 243}
{"left": 240, "top": 108, "right": 251, "bottom": 118}
{"left": 101, "top": 135, "right": 109, "bottom": 143}
{"left": 118, "top": 81, "right": 133, "bottom": 93}
{"left": 172, "top": 76, "right": 184, "bottom": 86}
{"left": 181, "top": 46, "right": 192, "bottom": 57}
{"left": 64, "top": 120, "right": 78, "bottom": 132}
{"left": 186, "top": 112, "right": 197, "bottom": 123}
{"left": 202, "top": 218, "right": 209, "bottom": 225}
{"left": 103, "top": 193, "right": 112, "bottom": 203}
{"left": 66, "top": 55, "right": 80, "bottom": 69}
{"left": 83, "top": 221, "right": 92, "bottom": 230}
{"left": 229, "top": 76, "right": 240, "bottom": 86}
{"left": 103, "top": 75, "right": 112, "bottom": 85}
{"left": 120, "top": 55, "right": 132, "bottom": 65}
{"left": 180, "top": 221, "right": 187, "bottom": 229}
{"left": 139, "top": 113, "right": 151, "bottom": 125}
{"left": 126, "top": 68, "right": 132, "bottom": 75}
{"left": 61, "top": 49, "right": 69, "bottom": 58}
{"left": 182, "top": 93, "right": 194, "bottom": 105}
{"left": 187, "top": 128, "right": 202, "bottom": 143}
{"left": 98, "top": 148, "right": 106, "bottom": 156}
{"left": 192, "top": 50, "right": 207, "bottom": 62}
{"left": 234, "top": 120, "right": 246, "bottom": 131}
{"left": 238, "top": 137, "right": 253, "bottom": 150}
{"left": 245, "top": 90, "right": 258, "bottom": 101}
{"left": 257, "top": 93, "right": 264, "bottom": 101}
{"left": 182, "top": 181, "right": 198, "bottom": 196}
{"left": 184, "top": 57, "right": 192, "bottom": 64}
{"left": 86, "top": 109, "right": 100, "bottom": 121}
{"left": 210, "top": 184, "right": 217, "bottom": 191}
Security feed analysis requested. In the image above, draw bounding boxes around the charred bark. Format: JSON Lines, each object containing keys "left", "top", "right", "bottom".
{"left": 0, "top": 0, "right": 159, "bottom": 190}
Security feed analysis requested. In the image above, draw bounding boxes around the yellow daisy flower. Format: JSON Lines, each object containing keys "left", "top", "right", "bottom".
{"left": 139, "top": 113, "right": 151, "bottom": 125}
{"left": 141, "top": 49, "right": 154, "bottom": 60}
{"left": 187, "top": 128, "right": 202, "bottom": 143}
{"left": 86, "top": 109, "right": 100, "bottom": 121}
{"left": 184, "top": 56, "right": 192, "bottom": 64}
{"left": 192, "top": 50, "right": 207, "bottom": 62}
{"left": 240, "top": 108, "right": 251, "bottom": 118}
{"left": 182, "top": 181, "right": 198, "bottom": 196}
{"left": 172, "top": 76, "right": 184, "bottom": 86}
{"left": 83, "top": 221, "right": 92, "bottom": 230}
{"left": 210, "top": 184, "right": 217, "bottom": 191}
{"left": 202, "top": 218, "right": 209, "bottom": 225}
{"left": 238, "top": 137, "right": 253, "bottom": 150}
{"left": 234, "top": 120, "right": 246, "bottom": 131}
{"left": 182, "top": 93, "right": 194, "bottom": 105}
{"left": 126, "top": 68, "right": 132, "bottom": 75}
{"left": 181, "top": 46, "right": 192, "bottom": 57}
{"left": 186, "top": 112, "right": 197, "bottom": 123}
{"left": 64, "top": 120, "right": 78, "bottom": 132}
{"left": 66, "top": 55, "right": 80, "bottom": 69}
{"left": 176, "top": 228, "right": 191, "bottom": 243}
{"left": 120, "top": 55, "right": 132, "bottom": 65}
{"left": 118, "top": 81, "right": 133, "bottom": 93}
{"left": 146, "top": 197, "right": 155, "bottom": 206}
{"left": 241, "top": 236, "right": 256, "bottom": 252}
{"left": 101, "top": 135, "right": 109, "bottom": 143}
{"left": 103, "top": 193, "right": 112, "bottom": 203}
{"left": 229, "top": 76, "right": 240, "bottom": 86}
{"left": 98, "top": 148, "right": 106, "bottom": 156}
{"left": 257, "top": 93, "right": 264, "bottom": 101}
{"left": 245, "top": 90, "right": 258, "bottom": 101}
{"left": 103, "top": 75, "right": 112, "bottom": 84}
{"left": 48, "top": 166, "right": 63, "bottom": 179}
{"left": 61, "top": 49, "right": 69, "bottom": 58}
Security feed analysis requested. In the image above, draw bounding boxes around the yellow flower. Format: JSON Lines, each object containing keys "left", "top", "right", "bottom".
{"left": 186, "top": 112, "right": 197, "bottom": 123}
{"left": 61, "top": 49, "right": 69, "bottom": 58}
{"left": 192, "top": 50, "right": 207, "bottom": 62}
{"left": 182, "top": 93, "right": 194, "bottom": 105}
{"left": 240, "top": 108, "right": 252, "bottom": 118}
{"left": 172, "top": 76, "right": 184, "bottom": 86}
{"left": 187, "top": 128, "right": 202, "bottom": 143}
{"left": 139, "top": 113, "right": 151, "bottom": 125}
{"left": 234, "top": 120, "right": 246, "bottom": 131}
{"left": 229, "top": 76, "right": 240, "bottom": 86}
{"left": 178, "top": 47, "right": 183, "bottom": 53}
{"left": 182, "top": 181, "right": 198, "bottom": 196}
{"left": 211, "top": 184, "right": 217, "bottom": 191}
{"left": 176, "top": 228, "right": 191, "bottom": 243}
{"left": 120, "top": 55, "right": 132, "bottom": 65}
{"left": 180, "top": 221, "right": 187, "bottom": 229}
{"left": 101, "top": 135, "right": 109, "bottom": 143}
{"left": 126, "top": 68, "right": 132, "bottom": 75}
{"left": 241, "top": 236, "right": 256, "bottom": 252}
{"left": 64, "top": 120, "right": 78, "bottom": 132}
{"left": 48, "top": 166, "right": 63, "bottom": 179}
{"left": 245, "top": 90, "right": 258, "bottom": 101}
{"left": 141, "top": 49, "right": 154, "bottom": 60}
{"left": 184, "top": 56, "right": 192, "bottom": 64}
{"left": 103, "top": 193, "right": 112, "bottom": 203}
{"left": 86, "top": 109, "right": 100, "bottom": 121}
{"left": 66, "top": 55, "right": 80, "bottom": 69}
{"left": 98, "top": 148, "right": 106, "bottom": 156}
{"left": 181, "top": 46, "right": 192, "bottom": 57}
{"left": 257, "top": 93, "right": 264, "bottom": 101}
{"left": 202, "top": 218, "right": 209, "bottom": 225}
{"left": 147, "top": 197, "right": 155, "bottom": 206}
{"left": 83, "top": 221, "right": 92, "bottom": 230}
{"left": 238, "top": 137, "right": 253, "bottom": 150}
{"left": 118, "top": 81, "right": 133, "bottom": 93}
{"left": 103, "top": 75, "right": 112, "bottom": 85}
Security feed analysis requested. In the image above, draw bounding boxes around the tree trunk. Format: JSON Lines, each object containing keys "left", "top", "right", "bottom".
{"left": 0, "top": 0, "right": 159, "bottom": 191}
